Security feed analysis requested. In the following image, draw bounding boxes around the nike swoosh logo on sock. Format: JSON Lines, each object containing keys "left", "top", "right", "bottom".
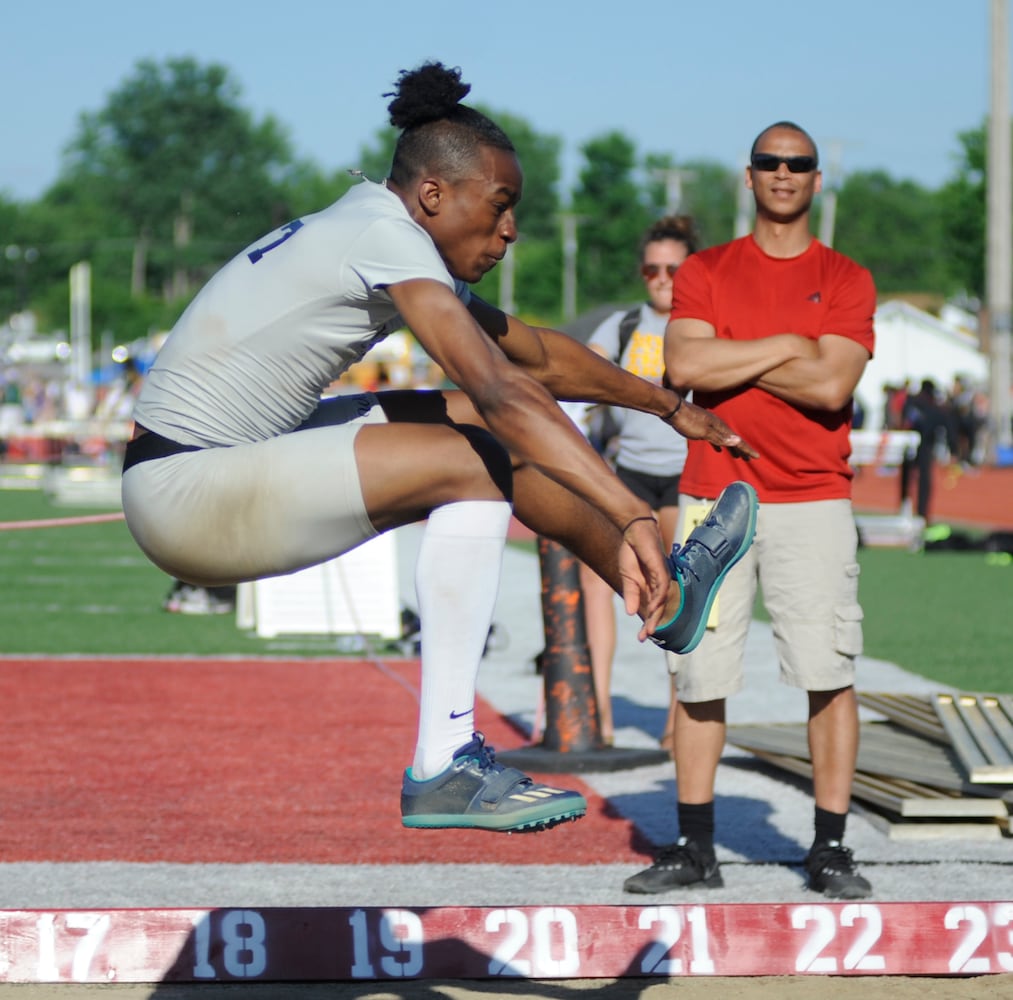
{"left": 449, "top": 709, "right": 474, "bottom": 720}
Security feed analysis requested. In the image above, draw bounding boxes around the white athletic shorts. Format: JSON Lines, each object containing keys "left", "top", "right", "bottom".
{"left": 121, "top": 393, "right": 387, "bottom": 587}
{"left": 666, "top": 496, "right": 863, "bottom": 700}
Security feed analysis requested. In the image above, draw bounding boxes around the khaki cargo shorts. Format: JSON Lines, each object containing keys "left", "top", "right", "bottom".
{"left": 122, "top": 393, "right": 387, "bottom": 587}
{"left": 667, "top": 496, "right": 862, "bottom": 701}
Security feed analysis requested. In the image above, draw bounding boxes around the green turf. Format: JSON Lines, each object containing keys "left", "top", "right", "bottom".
{"left": 851, "top": 546, "right": 1011, "bottom": 693}
{"left": 1, "top": 486, "right": 1010, "bottom": 691}
{"left": 0, "top": 487, "right": 396, "bottom": 657}
{"left": 749, "top": 543, "right": 1012, "bottom": 694}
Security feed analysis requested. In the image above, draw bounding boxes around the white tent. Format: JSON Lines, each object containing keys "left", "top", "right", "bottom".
{"left": 857, "top": 299, "right": 988, "bottom": 430}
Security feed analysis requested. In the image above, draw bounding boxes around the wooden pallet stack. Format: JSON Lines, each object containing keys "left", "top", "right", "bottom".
{"left": 727, "top": 691, "right": 1013, "bottom": 840}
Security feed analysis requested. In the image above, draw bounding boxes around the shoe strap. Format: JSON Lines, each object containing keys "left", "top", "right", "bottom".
{"left": 810, "top": 842, "right": 856, "bottom": 869}
{"left": 680, "top": 524, "right": 730, "bottom": 558}
{"left": 658, "top": 840, "right": 707, "bottom": 867}
{"left": 476, "top": 766, "right": 532, "bottom": 805}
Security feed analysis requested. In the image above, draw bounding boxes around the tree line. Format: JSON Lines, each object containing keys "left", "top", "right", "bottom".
{"left": 0, "top": 57, "right": 993, "bottom": 349}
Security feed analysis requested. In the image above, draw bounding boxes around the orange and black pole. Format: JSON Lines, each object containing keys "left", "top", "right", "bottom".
{"left": 497, "top": 536, "right": 669, "bottom": 773}
{"left": 534, "top": 536, "right": 602, "bottom": 753}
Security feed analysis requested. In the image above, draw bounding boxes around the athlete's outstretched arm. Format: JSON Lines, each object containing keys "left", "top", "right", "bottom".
{"left": 389, "top": 277, "right": 670, "bottom": 626}
{"left": 468, "top": 296, "right": 757, "bottom": 460}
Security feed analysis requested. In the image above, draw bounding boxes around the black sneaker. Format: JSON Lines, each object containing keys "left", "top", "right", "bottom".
{"left": 623, "top": 837, "right": 724, "bottom": 894}
{"left": 400, "top": 733, "right": 586, "bottom": 832}
{"left": 649, "top": 481, "right": 758, "bottom": 654}
{"left": 805, "top": 840, "right": 872, "bottom": 899}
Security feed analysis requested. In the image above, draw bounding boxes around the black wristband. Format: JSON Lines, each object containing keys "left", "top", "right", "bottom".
{"left": 621, "top": 514, "right": 657, "bottom": 534}
{"left": 662, "top": 395, "right": 683, "bottom": 421}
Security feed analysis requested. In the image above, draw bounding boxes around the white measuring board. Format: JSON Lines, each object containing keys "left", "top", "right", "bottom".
{"left": 237, "top": 531, "right": 401, "bottom": 639}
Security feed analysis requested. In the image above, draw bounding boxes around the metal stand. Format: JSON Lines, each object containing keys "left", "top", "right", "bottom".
{"left": 496, "top": 537, "right": 669, "bottom": 773}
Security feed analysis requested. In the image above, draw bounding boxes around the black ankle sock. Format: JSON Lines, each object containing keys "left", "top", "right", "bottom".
{"left": 677, "top": 801, "right": 715, "bottom": 852}
{"left": 813, "top": 806, "right": 847, "bottom": 846}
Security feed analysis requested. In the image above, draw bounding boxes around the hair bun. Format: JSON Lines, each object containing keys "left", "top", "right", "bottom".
{"left": 386, "top": 62, "right": 471, "bottom": 130}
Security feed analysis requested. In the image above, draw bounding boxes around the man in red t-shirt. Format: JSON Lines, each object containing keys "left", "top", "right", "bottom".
{"left": 623, "top": 121, "right": 876, "bottom": 899}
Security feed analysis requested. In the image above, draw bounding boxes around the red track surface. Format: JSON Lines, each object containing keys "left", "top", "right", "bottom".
{"left": 852, "top": 463, "right": 1012, "bottom": 529}
{"left": 508, "top": 464, "right": 1012, "bottom": 542}
{"left": 0, "top": 658, "right": 647, "bottom": 865}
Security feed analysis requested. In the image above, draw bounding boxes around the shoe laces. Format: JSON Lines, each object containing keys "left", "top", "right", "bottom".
{"left": 455, "top": 733, "right": 537, "bottom": 797}
{"left": 666, "top": 544, "right": 701, "bottom": 584}
{"left": 455, "top": 732, "right": 505, "bottom": 775}
{"left": 655, "top": 836, "right": 707, "bottom": 869}
{"left": 810, "top": 840, "right": 858, "bottom": 875}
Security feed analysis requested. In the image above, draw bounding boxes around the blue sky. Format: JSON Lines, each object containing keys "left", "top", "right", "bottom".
{"left": 2, "top": 1, "right": 1003, "bottom": 202}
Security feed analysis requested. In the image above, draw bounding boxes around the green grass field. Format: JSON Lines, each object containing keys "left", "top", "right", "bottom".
{"left": 1, "top": 487, "right": 1010, "bottom": 692}
{"left": 754, "top": 544, "right": 1012, "bottom": 694}
{"left": 0, "top": 488, "right": 355, "bottom": 658}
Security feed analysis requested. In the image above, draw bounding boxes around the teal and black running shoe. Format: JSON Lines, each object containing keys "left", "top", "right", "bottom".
{"left": 649, "top": 480, "right": 759, "bottom": 655}
{"left": 401, "top": 733, "right": 586, "bottom": 832}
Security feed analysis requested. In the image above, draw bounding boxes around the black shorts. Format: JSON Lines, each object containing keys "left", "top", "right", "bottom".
{"left": 615, "top": 465, "right": 681, "bottom": 511}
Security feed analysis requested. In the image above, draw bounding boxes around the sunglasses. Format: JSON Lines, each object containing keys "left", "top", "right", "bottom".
{"left": 641, "top": 263, "right": 680, "bottom": 279}
{"left": 750, "top": 153, "right": 818, "bottom": 173}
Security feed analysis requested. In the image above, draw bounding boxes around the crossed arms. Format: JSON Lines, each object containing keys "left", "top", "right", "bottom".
{"left": 664, "top": 315, "right": 871, "bottom": 411}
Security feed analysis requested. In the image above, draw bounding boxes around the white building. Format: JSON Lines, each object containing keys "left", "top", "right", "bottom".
{"left": 857, "top": 299, "right": 989, "bottom": 430}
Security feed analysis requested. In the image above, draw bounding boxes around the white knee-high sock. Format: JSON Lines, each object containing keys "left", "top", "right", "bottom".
{"left": 411, "top": 500, "right": 513, "bottom": 779}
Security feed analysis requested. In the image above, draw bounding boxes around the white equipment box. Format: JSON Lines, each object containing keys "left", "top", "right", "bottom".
{"left": 236, "top": 532, "right": 401, "bottom": 639}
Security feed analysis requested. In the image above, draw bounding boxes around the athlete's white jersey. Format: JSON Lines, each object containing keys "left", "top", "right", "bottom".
{"left": 133, "top": 180, "right": 470, "bottom": 448}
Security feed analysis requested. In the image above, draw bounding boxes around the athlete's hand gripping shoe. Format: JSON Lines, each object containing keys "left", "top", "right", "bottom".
{"left": 401, "top": 733, "right": 587, "bottom": 832}
{"left": 649, "top": 480, "right": 759, "bottom": 655}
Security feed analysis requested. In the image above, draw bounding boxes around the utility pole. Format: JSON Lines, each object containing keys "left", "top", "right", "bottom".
{"left": 498, "top": 242, "right": 516, "bottom": 316}
{"left": 988, "top": 0, "right": 1012, "bottom": 453}
{"left": 734, "top": 151, "right": 752, "bottom": 238}
{"left": 818, "top": 140, "right": 845, "bottom": 248}
{"left": 652, "top": 165, "right": 696, "bottom": 215}
{"left": 69, "top": 261, "right": 93, "bottom": 419}
{"left": 560, "top": 213, "right": 580, "bottom": 322}
{"left": 4, "top": 244, "right": 38, "bottom": 312}
{"left": 171, "top": 192, "right": 194, "bottom": 301}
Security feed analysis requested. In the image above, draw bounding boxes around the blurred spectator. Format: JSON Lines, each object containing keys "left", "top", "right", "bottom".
{"left": 852, "top": 393, "right": 867, "bottom": 431}
{"left": 163, "top": 579, "right": 237, "bottom": 615}
{"left": 947, "top": 375, "right": 983, "bottom": 467}
{"left": 900, "top": 378, "right": 950, "bottom": 521}
{"left": 0, "top": 375, "right": 23, "bottom": 437}
{"left": 96, "top": 359, "right": 144, "bottom": 422}
{"left": 883, "top": 379, "right": 910, "bottom": 430}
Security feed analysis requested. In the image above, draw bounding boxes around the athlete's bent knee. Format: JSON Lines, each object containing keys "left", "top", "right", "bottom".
{"left": 456, "top": 424, "right": 514, "bottom": 502}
